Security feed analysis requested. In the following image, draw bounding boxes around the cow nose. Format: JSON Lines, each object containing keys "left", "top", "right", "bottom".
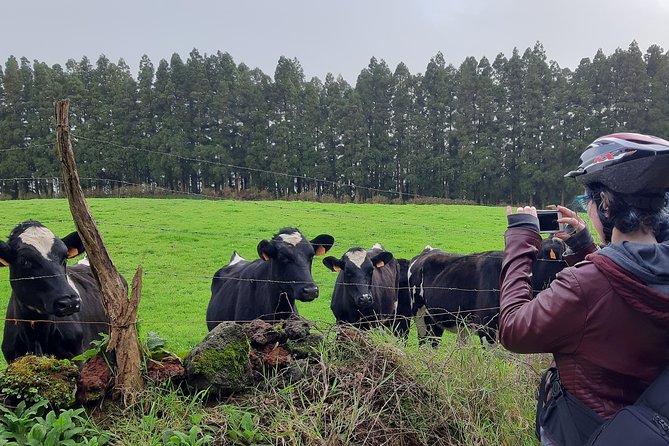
{"left": 360, "top": 293, "right": 373, "bottom": 306}
{"left": 301, "top": 285, "right": 319, "bottom": 301}
{"left": 54, "top": 296, "right": 81, "bottom": 316}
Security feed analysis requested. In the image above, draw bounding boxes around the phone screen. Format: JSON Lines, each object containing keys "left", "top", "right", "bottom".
{"left": 537, "top": 211, "right": 561, "bottom": 233}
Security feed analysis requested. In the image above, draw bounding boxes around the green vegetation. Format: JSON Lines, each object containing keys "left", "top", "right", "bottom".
{"left": 0, "top": 356, "right": 78, "bottom": 408}
{"left": 1, "top": 41, "right": 666, "bottom": 205}
{"left": 0, "top": 198, "right": 511, "bottom": 361}
{"left": 0, "top": 198, "right": 562, "bottom": 444}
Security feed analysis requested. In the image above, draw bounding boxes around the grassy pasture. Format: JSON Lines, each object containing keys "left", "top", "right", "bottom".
{"left": 0, "top": 198, "right": 508, "bottom": 363}
{"left": 0, "top": 198, "right": 554, "bottom": 444}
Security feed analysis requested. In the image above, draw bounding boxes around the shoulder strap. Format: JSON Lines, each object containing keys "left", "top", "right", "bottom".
{"left": 550, "top": 368, "right": 588, "bottom": 446}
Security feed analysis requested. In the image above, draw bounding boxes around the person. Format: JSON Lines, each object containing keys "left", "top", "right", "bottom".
{"left": 499, "top": 133, "right": 669, "bottom": 445}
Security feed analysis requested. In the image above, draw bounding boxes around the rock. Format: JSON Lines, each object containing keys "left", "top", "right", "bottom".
{"left": 183, "top": 322, "right": 253, "bottom": 396}
{"left": 146, "top": 357, "right": 185, "bottom": 384}
{"left": 76, "top": 354, "right": 112, "bottom": 405}
{"left": 284, "top": 317, "right": 311, "bottom": 340}
{"left": 287, "top": 333, "right": 324, "bottom": 359}
{"left": 244, "top": 319, "right": 285, "bottom": 346}
{"left": 256, "top": 344, "right": 292, "bottom": 368}
{"left": 0, "top": 355, "right": 78, "bottom": 408}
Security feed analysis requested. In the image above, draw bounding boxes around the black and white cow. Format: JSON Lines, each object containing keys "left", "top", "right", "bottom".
{"left": 0, "top": 221, "right": 109, "bottom": 362}
{"left": 408, "top": 238, "right": 566, "bottom": 346}
{"left": 323, "top": 244, "right": 406, "bottom": 334}
{"left": 206, "top": 228, "right": 335, "bottom": 329}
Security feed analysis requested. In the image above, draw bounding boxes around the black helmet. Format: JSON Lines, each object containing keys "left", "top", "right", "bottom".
{"left": 565, "top": 133, "right": 669, "bottom": 197}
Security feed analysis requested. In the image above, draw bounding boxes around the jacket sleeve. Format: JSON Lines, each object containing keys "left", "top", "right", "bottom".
{"left": 499, "top": 227, "right": 588, "bottom": 354}
{"left": 562, "top": 227, "right": 598, "bottom": 266}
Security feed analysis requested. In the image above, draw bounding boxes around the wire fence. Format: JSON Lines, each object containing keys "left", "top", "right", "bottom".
{"left": 0, "top": 134, "right": 574, "bottom": 337}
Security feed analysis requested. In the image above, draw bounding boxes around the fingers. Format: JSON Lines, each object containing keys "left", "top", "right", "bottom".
{"left": 506, "top": 205, "right": 537, "bottom": 217}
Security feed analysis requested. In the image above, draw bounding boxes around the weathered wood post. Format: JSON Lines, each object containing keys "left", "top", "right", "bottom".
{"left": 55, "top": 99, "right": 144, "bottom": 402}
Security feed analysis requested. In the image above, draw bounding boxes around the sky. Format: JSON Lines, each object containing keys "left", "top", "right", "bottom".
{"left": 3, "top": 0, "right": 669, "bottom": 84}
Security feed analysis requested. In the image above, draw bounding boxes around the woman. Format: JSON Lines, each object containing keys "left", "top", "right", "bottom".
{"left": 499, "top": 133, "right": 669, "bottom": 445}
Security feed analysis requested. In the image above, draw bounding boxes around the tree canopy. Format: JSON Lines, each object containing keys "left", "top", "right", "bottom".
{"left": 1, "top": 41, "right": 667, "bottom": 205}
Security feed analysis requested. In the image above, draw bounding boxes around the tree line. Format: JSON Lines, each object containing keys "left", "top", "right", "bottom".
{"left": 1, "top": 41, "right": 668, "bottom": 206}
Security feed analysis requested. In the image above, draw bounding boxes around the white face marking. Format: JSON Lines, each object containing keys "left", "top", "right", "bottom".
{"left": 67, "top": 276, "right": 81, "bottom": 297}
{"left": 372, "top": 243, "right": 384, "bottom": 251}
{"left": 278, "top": 232, "right": 303, "bottom": 246}
{"left": 19, "top": 226, "right": 56, "bottom": 260}
{"left": 77, "top": 256, "right": 90, "bottom": 266}
{"left": 345, "top": 250, "right": 367, "bottom": 268}
{"left": 230, "top": 252, "right": 246, "bottom": 265}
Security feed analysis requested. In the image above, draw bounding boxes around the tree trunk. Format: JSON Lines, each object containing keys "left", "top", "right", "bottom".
{"left": 55, "top": 99, "right": 144, "bottom": 403}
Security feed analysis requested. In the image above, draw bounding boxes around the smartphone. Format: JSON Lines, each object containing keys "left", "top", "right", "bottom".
{"left": 536, "top": 210, "right": 565, "bottom": 234}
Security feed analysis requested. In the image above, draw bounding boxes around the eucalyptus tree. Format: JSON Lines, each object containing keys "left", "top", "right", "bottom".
{"left": 320, "top": 73, "right": 353, "bottom": 197}
{"left": 644, "top": 45, "right": 669, "bottom": 137}
{"left": 355, "top": 57, "right": 394, "bottom": 198}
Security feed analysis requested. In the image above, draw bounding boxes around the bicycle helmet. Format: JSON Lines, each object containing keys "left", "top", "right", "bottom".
{"left": 565, "top": 133, "right": 669, "bottom": 192}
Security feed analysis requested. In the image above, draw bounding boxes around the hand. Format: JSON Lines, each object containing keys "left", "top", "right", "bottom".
{"left": 555, "top": 205, "right": 587, "bottom": 241}
{"left": 506, "top": 205, "right": 537, "bottom": 217}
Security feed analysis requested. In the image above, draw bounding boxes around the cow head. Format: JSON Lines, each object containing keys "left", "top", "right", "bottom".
{"left": 323, "top": 247, "right": 394, "bottom": 309}
{"left": 531, "top": 237, "right": 567, "bottom": 294}
{"left": 257, "top": 228, "right": 334, "bottom": 302}
{"left": 0, "top": 221, "right": 85, "bottom": 316}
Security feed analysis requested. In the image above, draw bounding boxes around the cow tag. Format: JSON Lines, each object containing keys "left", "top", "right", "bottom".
{"left": 315, "top": 246, "right": 326, "bottom": 256}
{"left": 549, "top": 249, "right": 556, "bottom": 260}
{"left": 375, "top": 261, "right": 385, "bottom": 268}
{"left": 0, "top": 257, "right": 8, "bottom": 267}
{"left": 67, "top": 247, "right": 80, "bottom": 259}
{"left": 261, "top": 252, "right": 270, "bottom": 261}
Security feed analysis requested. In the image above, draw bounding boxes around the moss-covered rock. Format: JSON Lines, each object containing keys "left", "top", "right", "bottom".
{"left": 0, "top": 355, "right": 78, "bottom": 408}
{"left": 183, "top": 322, "right": 252, "bottom": 396}
{"left": 286, "top": 333, "right": 324, "bottom": 359}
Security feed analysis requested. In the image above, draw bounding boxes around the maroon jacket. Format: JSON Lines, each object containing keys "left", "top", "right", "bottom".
{"left": 500, "top": 227, "right": 669, "bottom": 418}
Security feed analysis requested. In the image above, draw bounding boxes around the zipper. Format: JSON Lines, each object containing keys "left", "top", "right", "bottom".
{"left": 654, "top": 415, "right": 669, "bottom": 432}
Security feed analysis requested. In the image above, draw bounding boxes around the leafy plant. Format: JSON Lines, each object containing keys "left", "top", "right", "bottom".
{"left": 160, "top": 414, "right": 215, "bottom": 446}
{"left": 221, "top": 406, "right": 269, "bottom": 446}
{"left": 0, "top": 400, "right": 49, "bottom": 443}
{"left": 142, "top": 331, "right": 179, "bottom": 361}
{"left": 0, "top": 400, "right": 112, "bottom": 445}
{"left": 72, "top": 332, "right": 110, "bottom": 362}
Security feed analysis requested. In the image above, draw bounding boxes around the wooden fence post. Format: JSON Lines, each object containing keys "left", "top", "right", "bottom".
{"left": 55, "top": 99, "right": 144, "bottom": 402}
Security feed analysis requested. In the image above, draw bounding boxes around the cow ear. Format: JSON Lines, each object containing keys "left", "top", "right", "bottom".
{"left": 257, "top": 240, "right": 275, "bottom": 261}
{"left": 310, "top": 234, "right": 335, "bottom": 256}
{"left": 0, "top": 241, "right": 11, "bottom": 267}
{"left": 371, "top": 251, "right": 394, "bottom": 269}
{"left": 61, "top": 231, "right": 85, "bottom": 258}
{"left": 322, "top": 256, "right": 343, "bottom": 272}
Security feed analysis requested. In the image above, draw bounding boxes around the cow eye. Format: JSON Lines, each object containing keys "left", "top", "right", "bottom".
{"left": 19, "top": 258, "right": 32, "bottom": 269}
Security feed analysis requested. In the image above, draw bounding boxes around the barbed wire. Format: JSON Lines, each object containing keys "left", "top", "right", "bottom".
{"left": 0, "top": 142, "right": 54, "bottom": 154}
{"left": 0, "top": 308, "right": 505, "bottom": 328}
{"left": 0, "top": 175, "right": 496, "bottom": 239}
{"left": 72, "top": 134, "right": 446, "bottom": 201}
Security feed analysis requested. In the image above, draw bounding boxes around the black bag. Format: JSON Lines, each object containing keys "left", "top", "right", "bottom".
{"left": 586, "top": 367, "right": 669, "bottom": 445}
{"left": 536, "top": 367, "right": 603, "bottom": 445}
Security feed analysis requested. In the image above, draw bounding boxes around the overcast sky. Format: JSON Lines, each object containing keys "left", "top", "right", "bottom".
{"left": 4, "top": 0, "right": 669, "bottom": 84}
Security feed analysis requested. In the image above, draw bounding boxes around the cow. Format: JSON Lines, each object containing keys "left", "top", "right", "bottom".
{"left": 408, "top": 238, "right": 566, "bottom": 346}
{"left": 0, "top": 221, "right": 109, "bottom": 363}
{"left": 206, "top": 228, "right": 335, "bottom": 329}
{"left": 323, "top": 244, "right": 409, "bottom": 336}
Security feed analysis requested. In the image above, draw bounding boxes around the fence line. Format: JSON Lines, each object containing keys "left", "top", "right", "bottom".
{"left": 0, "top": 142, "right": 54, "bottom": 154}
{"left": 4, "top": 264, "right": 564, "bottom": 292}
{"left": 72, "top": 134, "right": 445, "bottom": 202}
{"left": 0, "top": 307, "right": 506, "bottom": 328}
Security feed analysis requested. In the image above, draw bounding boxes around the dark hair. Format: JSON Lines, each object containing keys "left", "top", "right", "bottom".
{"left": 586, "top": 183, "right": 667, "bottom": 242}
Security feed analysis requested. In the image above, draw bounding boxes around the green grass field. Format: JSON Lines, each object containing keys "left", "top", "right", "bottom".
{"left": 0, "top": 198, "right": 508, "bottom": 363}
{"left": 0, "top": 198, "right": 555, "bottom": 444}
